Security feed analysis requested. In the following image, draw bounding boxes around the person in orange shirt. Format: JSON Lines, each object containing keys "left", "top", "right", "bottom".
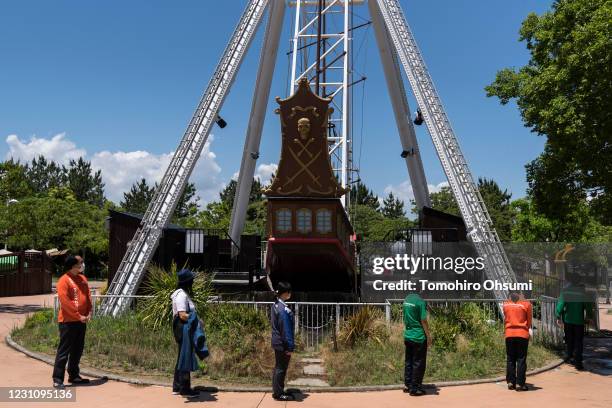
{"left": 503, "top": 291, "right": 532, "bottom": 392}
{"left": 52, "top": 256, "right": 92, "bottom": 389}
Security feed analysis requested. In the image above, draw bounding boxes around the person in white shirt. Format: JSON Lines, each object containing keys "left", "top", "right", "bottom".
{"left": 170, "top": 269, "right": 198, "bottom": 397}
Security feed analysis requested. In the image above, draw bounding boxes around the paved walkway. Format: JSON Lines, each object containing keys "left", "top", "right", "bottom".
{"left": 1, "top": 294, "right": 611, "bottom": 408}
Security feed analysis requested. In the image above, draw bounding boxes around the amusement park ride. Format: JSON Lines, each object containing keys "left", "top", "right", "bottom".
{"left": 101, "top": 0, "right": 518, "bottom": 316}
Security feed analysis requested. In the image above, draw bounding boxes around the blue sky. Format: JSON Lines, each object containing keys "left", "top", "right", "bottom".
{"left": 0, "top": 0, "right": 553, "bottom": 205}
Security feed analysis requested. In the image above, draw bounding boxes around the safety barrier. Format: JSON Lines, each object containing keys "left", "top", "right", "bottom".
{"left": 52, "top": 295, "right": 569, "bottom": 351}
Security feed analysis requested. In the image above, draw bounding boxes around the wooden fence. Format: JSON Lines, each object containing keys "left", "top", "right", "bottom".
{"left": 0, "top": 252, "right": 53, "bottom": 297}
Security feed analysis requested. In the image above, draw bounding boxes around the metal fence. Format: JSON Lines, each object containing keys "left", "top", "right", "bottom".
{"left": 52, "top": 295, "right": 572, "bottom": 351}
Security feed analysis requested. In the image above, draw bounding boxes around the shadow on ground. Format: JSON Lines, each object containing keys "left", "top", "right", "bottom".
{"left": 185, "top": 386, "right": 218, "bottom": 403}
{"left": 68, "top": 377, "right": 109, "bottom": 387}
{"left": 0, "top": 304, "right": 46, "bottom": 314}
{"left": 583, "top": 335, "right": 612, "bottom": 376}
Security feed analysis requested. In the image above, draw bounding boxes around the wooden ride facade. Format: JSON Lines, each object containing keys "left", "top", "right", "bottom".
{"left": 264, "top": 78, "right": 356, "bottom": 293}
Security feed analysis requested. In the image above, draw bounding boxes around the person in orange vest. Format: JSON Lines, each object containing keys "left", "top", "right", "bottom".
{"left": 52, "top": 256, "right": 92, "bottom": 389}
{"left": 503, "top": 291, "right": 532, "bottom": 391}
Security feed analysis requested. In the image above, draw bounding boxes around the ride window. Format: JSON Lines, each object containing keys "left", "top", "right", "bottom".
{"left": 276, "top": 208, "right": 292, "bottom": 232}
{"left": 296, "top": 209, "right": 312, "bottom": 233}
{"left": 316, "top": 209, "right": 332, "bottom": 233}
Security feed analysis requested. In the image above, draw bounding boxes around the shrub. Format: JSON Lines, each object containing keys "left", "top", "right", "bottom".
{"left": 137, "top": 263, "right": 214, "bottom": 329}
{"left": 428, "top": 303, "right": 497, "bottom": 352}
{"left": 338, "top": 306, "right": 389, "bottom": 347}
{"left": 204, "top": 303, "right": 269, "bottom": 335}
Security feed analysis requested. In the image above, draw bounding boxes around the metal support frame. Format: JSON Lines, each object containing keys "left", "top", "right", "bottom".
{"left": 368, "top": 0, "right": 430, "bottom": 210}
{"left": 229, "top": 0, "right": 286, "bottom": 254}
{"left": 103, "top": 0, "right": 517, "bottom": 312}
{"left": 101, "top": 0, "right": 269, "bottom": 316}
{"left": 289, "top": 0, "right": 353, "bottom": 209}
{"left": 374, "top": 0, "right": 517, "bottom": 304}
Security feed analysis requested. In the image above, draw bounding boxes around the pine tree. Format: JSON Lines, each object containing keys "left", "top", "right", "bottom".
{"left": 219, "top": 178, "right": 264, "bottom": 206}
{"left": 173, "top": 182, "right": 200, "bottom": 219}
{"left": 120, "top": 178, "right": 155, "bottom": 214}
{"left": 66, "top": 158, "right": 105, "bottom": 207}
{"left": 350, "top": 181, "right": 380, "bottom": 211}
{"left": 25, "top": 156, "right": 66, "bottom": 194}
{"left": 381, "top": 192, "right": 405, "bottom": 218}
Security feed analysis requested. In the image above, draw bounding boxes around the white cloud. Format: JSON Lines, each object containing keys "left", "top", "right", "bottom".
{"left": 255, "top": 162, "right": 277, "bottom": 184}
{"left": 5, "top": 133, "right": 223, "bottom": 204}
{"left": 5, "top": 133, "right": 86, "bottom": 164}
{"left": 383, "top": 180, "right": 449, "bottom": 205}
{"left": 230, "top": 162, "right": 277, "bottom": 184}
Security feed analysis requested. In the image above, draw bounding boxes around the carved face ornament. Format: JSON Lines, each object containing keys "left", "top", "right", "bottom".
{"left": 297, "top": 117, "right": 311, "bottom": 140}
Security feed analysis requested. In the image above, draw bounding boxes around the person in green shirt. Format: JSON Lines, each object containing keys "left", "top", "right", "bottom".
{"left": 402, "top": 290, "right": 432, "bottom": 396}
{"left": 555, "top": 276, "right": 594, "bottom": 370}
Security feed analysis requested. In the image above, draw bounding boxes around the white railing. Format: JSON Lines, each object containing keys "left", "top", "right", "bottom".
{"left": 52, "top": 295, "right": 567, "bottom": 351}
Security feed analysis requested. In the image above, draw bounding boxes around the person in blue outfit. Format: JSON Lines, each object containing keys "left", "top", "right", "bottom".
{"left": 170, "top": 269, "right": 201, "bottom": 398}
{"left": 270, "top": 281, "right": 295, "bottom": 401}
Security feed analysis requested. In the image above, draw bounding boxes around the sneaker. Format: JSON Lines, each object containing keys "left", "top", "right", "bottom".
{"left": 52, "top": 382, "right": 65, "bottom": 389}
{"left": 575, "top": 363, "right": 585, "bottom": 371}
{"left": 409, "top": 388, "right": 426, "bottom": 396}
{"left": 180, "top": 389, "right": 199, "bottom": 397}
{"left": 516, "top": 385, "right": 529, "bottom": 392}
{"left": 172, "top": 390, "right": 180, "bottom": 395}
{"left": 507, "top": 383, "right": 516, "bottom": 390}
{"left": 273, "top": 394, "right": 295, "bottom": 401}
{"left": 402, "top": 387, "right": 411, "bottom": 393}
{"left": 68, "top": 376, "right": 90, "bottom": 384}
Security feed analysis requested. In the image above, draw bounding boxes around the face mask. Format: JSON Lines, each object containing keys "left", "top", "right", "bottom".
{"left": 79, "top": 262, "right": 85, "bottom": 273}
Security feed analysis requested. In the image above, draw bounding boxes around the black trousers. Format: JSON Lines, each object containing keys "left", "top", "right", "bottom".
{"left": 52, "top": 322, "right": 86, "bottom": 384}
{"left": 404, "top": 340, "right": 427, "bottom": 390}
{"left": 172, "top": 316, "right": 191, "bottom": 393}
{"left": 563, "top": 323, "right": 584, "bottom": 365}
{"left": 272, "top": 349, "right": 291, "bottom": 397}
{"left": 505, "top": 337, "right": 529, "bottom": 386}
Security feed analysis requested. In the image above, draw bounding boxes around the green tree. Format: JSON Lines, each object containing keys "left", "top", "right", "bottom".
{"left": 350, "top": 204, "right": 415, "bottom": 241}
{"left": 120, "top": 178, "right": 155, "bottom": 214}
{"left": 427, "top": 180, "right": 515, "bottom": 240}
{"left": 66, "top": 158, "right": 105, "bottom": 207}
{"left": 0, "top": 196, "right": 108, "bottom": 256}
{"left": 219, "top": 178, "right": 264, "bottom": 207}
{"left": 0, "top": 160, "right": 32, "bottom": 202}
{"left": 186, "top": 178, "right": 266, "bottom": 232}
{"left": 478, "top": 178, "right": 514, "bottom": 241}
{"left": 486, "top": 0, "right": 612, "bottom": 225}
{"left": 172, "top": 182, "right": 200, "bottom": 221}
{"left": 25, "top": 156, "right": 66, "bottom": 195}
{"left": 511, "top": 197, "right": 611, "bottom": 242}
{"left": 350, "top": 181, "right": 379, "bottom": 211}
{"left": 381, "top": 192, "right": 405, "bottom": 218}
{"left": 120, "top": 178, "right": 200, "bottom": 222}
{"left": 429, "top": 186, "right": 460, "bottom": 216}
{"left": 188, "top": 200, "right": 232, "bottom": 231}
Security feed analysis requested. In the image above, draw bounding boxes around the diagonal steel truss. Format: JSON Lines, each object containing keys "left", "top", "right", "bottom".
{"left": 102, "top": 0, "right": 516, "bottom": 316}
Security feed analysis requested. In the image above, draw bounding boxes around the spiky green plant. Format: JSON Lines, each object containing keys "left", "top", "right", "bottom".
{"left": 338, "top": 306, "right": 389, "bottom": 348}
{"left": 137, "top": 263, "right": 215, "bottom": 329}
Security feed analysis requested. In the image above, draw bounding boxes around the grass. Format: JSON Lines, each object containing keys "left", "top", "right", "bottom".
{"left": 11, "top": 306, "right": 300, "bottom": 386}
{"left": 12, "top": 302, "right": 560, "bottom": 387}
{"left": 322, "top": 303, "right": 560, "bottom": 386}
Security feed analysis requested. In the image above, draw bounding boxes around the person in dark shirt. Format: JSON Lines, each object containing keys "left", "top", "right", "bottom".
{"left": 270, "top": 281, "right": 295, "bottom": 401}
{"left": 556, "top": 276, "right": 594, "bottom": 370}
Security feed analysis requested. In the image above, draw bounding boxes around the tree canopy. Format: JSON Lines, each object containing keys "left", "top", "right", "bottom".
{"left": 485, "top": 0, "right": 611, "bottom": 225}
